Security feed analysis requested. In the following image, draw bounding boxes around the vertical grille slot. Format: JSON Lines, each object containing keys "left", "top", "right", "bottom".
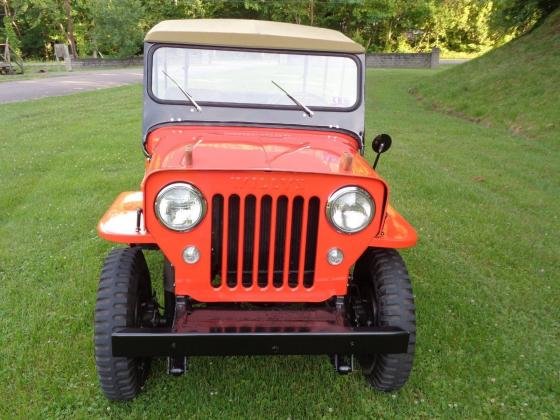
{"left": 257, "top": 195, "right": 272, "bottom": 287}
{"left": 242, "top": 195, "right": 256, "bottom": 287}
{"left": 304, "top": 197, "right": 320, "bottom": 288}
{"left": 288, "top": 197, "right": 304, "bottom": 287}
{"left": 210, "top": 194, "right": 319, "bottom": 290}
{"left": 226, "top": 195, "right": 240, "bottom": 287}
{"left": 273, "top": 196, "right": 288, "bottom": 287}
{"left": 210, "top": 195, "right": 224, "bottom": 288}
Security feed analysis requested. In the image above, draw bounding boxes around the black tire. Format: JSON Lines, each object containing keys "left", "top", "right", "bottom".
{"left": 94, "top": 247, "right": 153, "bottom": 401}
{"left": 352, "top": 247, "right": 416, "bottom": 392}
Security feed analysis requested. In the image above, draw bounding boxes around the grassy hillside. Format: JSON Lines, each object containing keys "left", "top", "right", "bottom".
{"left": 416, "top": 8, "right": 560, "bottom": 142}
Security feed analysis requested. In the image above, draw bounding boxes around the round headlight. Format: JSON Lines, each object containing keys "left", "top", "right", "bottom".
{"left": 327, "top": 186, "right": 375, "bottom": 233}
{"left": 155, "top": 183, "right": 206, "bottom": 231}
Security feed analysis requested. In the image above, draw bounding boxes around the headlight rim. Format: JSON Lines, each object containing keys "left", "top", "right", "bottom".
{"left": 154, "top": 182, "right": 207, "bottom": 232}
{"left": 326, "top": 185, "right": 375, "bottom": 234}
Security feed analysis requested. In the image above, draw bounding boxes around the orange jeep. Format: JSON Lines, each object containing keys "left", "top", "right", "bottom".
{"left": 95, "top": 19, "right": 417, "bottom": 401}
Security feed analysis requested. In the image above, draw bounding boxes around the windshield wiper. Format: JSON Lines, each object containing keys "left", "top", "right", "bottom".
{"left": 271, "top": 80, "right": 313, "bottom": 117}
{"left": 162, "top": 70, "right": 202, "bottom": 112}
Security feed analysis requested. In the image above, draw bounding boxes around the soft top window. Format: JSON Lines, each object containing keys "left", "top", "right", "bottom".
{"left": 150, "top": 46, "right": 359, "bottom": 110}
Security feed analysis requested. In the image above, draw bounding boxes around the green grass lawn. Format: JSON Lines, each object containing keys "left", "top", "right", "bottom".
{"left": 0, "top": 68, "right": 558, "bottom": 418}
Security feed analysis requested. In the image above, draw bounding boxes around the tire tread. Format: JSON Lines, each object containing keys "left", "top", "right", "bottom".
{"left": 94, "top": 247, "right": 150, "bottom": 401}
{"left": 354, "top": 247, "right": 416, "bottom": 392}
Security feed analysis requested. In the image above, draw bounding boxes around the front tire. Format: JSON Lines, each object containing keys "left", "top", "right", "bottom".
{"left": 352, "top": 247, "right": 416, "bottom": 392}
{"left": 94, "top": 247, "right": 153, "bottom": 401}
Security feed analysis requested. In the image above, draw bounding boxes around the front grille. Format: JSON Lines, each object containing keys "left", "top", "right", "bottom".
{"left": 211, "top": 194, "right": 320, "bottom": 289}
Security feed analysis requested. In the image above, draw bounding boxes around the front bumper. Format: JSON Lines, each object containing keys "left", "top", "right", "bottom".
{"left": 112, "top": 305, "right": 409, "bottom": 357}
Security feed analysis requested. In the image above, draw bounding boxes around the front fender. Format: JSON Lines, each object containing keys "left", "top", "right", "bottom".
{"left": 370, "top": 205, "right": 417, "bottom": 248}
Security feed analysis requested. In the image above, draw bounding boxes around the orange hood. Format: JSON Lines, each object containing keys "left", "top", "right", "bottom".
{"left": 144, "top": 125, "right": 377, "bottom": 178}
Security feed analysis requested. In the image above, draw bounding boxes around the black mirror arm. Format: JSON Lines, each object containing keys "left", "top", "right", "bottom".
{"left": 373, "top": 152, "right": 382, "bottom": 170}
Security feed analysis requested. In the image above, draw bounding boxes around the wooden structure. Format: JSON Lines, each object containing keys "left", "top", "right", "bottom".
{"left": 0, "top": 39, "right": 24, "bottom": 75}
{"left": 54, "top": 43, "right": 72, "bottom": 71}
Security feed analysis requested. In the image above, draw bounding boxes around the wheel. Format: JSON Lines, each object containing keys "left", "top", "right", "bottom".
{"left": 94, "top": 247, "right": 154, "bottom": 401}
{"left": 351, "top": 247, "right": 416, "bottom": 392}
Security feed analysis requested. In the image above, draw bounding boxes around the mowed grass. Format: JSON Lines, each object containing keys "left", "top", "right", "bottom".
{"left": 0, "top": 68, "right": 559, "bottom": 418}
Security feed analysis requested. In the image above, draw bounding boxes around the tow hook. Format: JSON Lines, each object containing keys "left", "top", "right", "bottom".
{"left": 331, "top": 354, "right": 354, "bottom": 375}
{"left": 168, "top": 355, "right": 188, "bottom": 376}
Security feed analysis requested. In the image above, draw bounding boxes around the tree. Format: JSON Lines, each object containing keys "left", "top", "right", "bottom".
{"left": 90, "top": 0, "right": 144, "bottom": 58}
{"left": 63, "top": 0, "right": 77, "bottom": 58}
{"left": 491, "top": 0, "right": 560, "bottom": 37}
{"left": 422, "top": 0, "right": 495, "bottom": 53}
{"left": 321, "top": 0, "right": 431, "bottom": 52}
{"left": 4, "top": 0, "right": 548, "bottom": 59}
{"left": 4, "top": 0, "right": 67, "bottom": 58}
{"left": 2, "top": 0, "right": 22, "bottom": 54}
{"left": 140, "top": 0, "right": 208, "bottom": 32}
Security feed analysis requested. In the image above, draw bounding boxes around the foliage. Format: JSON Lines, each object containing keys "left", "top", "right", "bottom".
{"left": 491, "top": 0, "right": 560, "bottom": 37}
{"left": 3, "top": 0, "right": 64, "bottom": 58}
{"left": 2, "top": 15, "right": 21, "bottom": 53}
{"left": 90, "top": 0, "right": 144, "bottom": 58}
{"left": 0, "top": 0, "right": 558, "bottom": 59}
{"left": 141, "top": 0, "right": 209, "bottom": 33}
{"left": 423, "top": 0, "right": 495, "bottom": 53}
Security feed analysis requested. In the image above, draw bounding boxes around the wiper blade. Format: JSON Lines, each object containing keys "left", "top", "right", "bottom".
{"left": 271, "top": 80, "right": 313, "bottom": 117}
{"left": 162, "top": 70, "right": 202, "bottom": 112}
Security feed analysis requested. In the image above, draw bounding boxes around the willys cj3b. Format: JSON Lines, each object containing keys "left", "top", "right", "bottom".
{"left": 95, "top": 19, "right": 417, "bottom": 400}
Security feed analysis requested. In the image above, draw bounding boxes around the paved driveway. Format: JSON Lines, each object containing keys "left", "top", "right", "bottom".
{"left": 0, "top": 68, "right": 143, "bottom": 104}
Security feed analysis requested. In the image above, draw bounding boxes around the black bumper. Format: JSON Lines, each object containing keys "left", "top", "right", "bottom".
{"left": 112, "top": 307, "right": 409, "bottom": 357}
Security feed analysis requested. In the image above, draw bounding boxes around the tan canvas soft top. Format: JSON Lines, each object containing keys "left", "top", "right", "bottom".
{"left": 145, "top": 19, "right": 365, "bottom": 53}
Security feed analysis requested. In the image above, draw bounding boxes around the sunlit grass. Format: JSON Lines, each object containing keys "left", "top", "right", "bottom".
{"left": 0, "top": 67, "right": 558, "bottom": 417}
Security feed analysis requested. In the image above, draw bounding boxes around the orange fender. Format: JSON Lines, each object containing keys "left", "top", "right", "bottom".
{"left": 97, "top": 192, "right": 154, "bottom": 244}
{"left": 370, "top": 205, "right": 417, "bottom": 248}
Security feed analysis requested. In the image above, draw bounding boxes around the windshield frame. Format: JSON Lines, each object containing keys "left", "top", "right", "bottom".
{"left": 147, "top": 43, "right": 363, "bottom": 113}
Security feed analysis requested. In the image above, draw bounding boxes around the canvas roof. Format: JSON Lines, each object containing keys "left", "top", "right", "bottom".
{"left": 145, "top": 19, "right": 365, "bottom": 53}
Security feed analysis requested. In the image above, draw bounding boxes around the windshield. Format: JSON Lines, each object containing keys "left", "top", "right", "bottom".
{"left": 150, "top": 46, "right": 359, "bottom": 110}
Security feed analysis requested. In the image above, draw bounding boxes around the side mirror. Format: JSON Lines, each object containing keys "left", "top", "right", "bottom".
{"left": 371, "top": 134, "right": 392, "bottom": 170}
{"left": 372, "top": 134, "right": 392, "bottom": 154}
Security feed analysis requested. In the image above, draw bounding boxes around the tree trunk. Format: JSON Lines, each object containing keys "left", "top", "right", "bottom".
{"left": 3, "top": 0, "right": 21, "bottom": 37}
{"left": 63, "top": 0, "right": 78, "bottom": 58}
{"left": 385, "top": 20, "right": 393, "bottom": 51}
